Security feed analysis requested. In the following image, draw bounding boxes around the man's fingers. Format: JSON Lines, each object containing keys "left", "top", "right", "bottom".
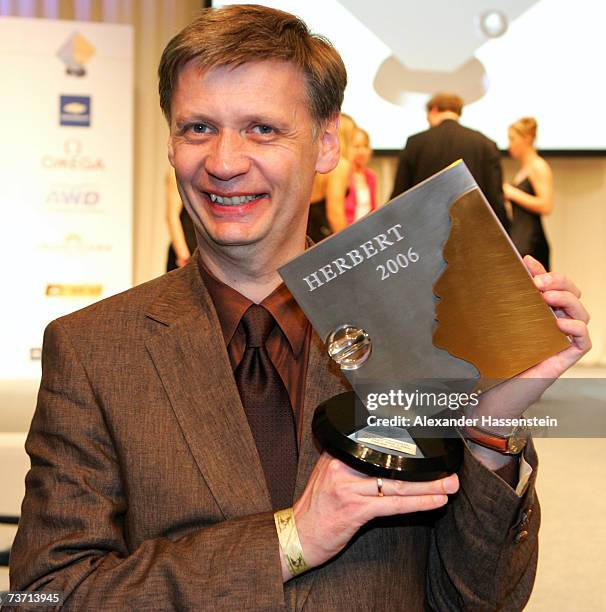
{"left": 533, "top": 272, "right": 581, "bottom": 298}
{"left": 541, "top": 290, "right": 590, "bottom": 323}
{"left": 557, "top": 318, "right": 592, "bottom": 353}
{"left": 522, "top": 256, "right": 583, "bottom": 297}
{"left": 359, "top": 473, "right": 459, "bottom": 519}
{"left": 367, "top": 493, "right": 449, "bottom": 517}
{"left": 523, "top": 254, "right": 547, "bottom": 277}
{"left": 362, "top": 473, "right": 459, "bottom": 498}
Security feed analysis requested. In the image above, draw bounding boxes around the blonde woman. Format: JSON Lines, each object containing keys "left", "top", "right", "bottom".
{"left": 344, "top": 128, "right": 377, "bottom": 224}
{"left": 503, "top": 117, "right": 553, "bottom": 269}
{"left": 307, "top": 113, "right": 355, "bottom": 241}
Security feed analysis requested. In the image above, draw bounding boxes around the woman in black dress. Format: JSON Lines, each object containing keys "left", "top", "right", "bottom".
{"left": 503, "top": 117, "right": 553, "bottom": 270}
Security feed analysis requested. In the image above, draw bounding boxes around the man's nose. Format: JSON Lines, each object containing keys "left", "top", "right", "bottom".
{"left": 205, "top": 130, "right": 250, "bottom": 181}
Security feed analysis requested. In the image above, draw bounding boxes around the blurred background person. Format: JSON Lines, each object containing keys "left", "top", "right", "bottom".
{"left": 165, "top": 169, "right": 197, "bottom": 271}
{"left": 344, "top": 127, "right": 378, "bottom": 224}
{"left": 391, "top": 92, "right": 509, "bottom": 231}
{"left": 504, "top": 117, "right": 552, "bottom": 270}
{"left": 307, "top": 112, "right": 355, "bottom": 241}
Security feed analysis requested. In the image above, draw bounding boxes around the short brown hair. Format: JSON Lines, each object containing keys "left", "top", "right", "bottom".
{"left": 426, "top": 92, "right": 464, "bottom": 116}
{"left": 158, "top": 4, "right": 347, "bottom": 126}
{"left": 510, "top": 117, "right": 538, "bottom": 143}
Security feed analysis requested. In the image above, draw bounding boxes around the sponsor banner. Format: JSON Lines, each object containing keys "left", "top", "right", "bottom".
{"left": 0, "top": 17, "right": 133, "bottom": 380}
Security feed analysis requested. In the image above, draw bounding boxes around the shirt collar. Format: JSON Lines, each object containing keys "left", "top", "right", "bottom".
{"left": 261, "top": 282, "right": 308, "bottom": 357}
{"left": 197, "top": 253, "right": 308, "bottom": 357}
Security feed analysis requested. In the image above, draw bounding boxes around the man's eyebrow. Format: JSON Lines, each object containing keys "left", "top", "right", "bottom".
{"left": 173, "top": 113, "right": 214, "bottom": 126}
{"left": 175, "top": 111, "right": 292, "bottom": 125}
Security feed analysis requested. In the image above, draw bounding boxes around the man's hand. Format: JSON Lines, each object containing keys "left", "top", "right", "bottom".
{"left": 284, "top": 453, "right": 458, "bottom": 579}
{"left": 523, "top": 255, "right": 591, "bottom": 376}
{"left": 467, "top": 255, "right": 591, "bottom": 469}
{"left": 475, "top": 255, "right": 591, "bottom": 420}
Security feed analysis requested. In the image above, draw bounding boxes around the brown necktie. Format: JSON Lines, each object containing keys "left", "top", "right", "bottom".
{"left": 235, "top": 304, "right": 298, "bottom": 510}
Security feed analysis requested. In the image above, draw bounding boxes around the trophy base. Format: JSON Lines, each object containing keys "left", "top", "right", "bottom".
{"left": 312, "top": 391, "right": 463, "bottom": 482}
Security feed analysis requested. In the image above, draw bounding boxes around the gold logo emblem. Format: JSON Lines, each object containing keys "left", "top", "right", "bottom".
{"left": 57, "top": 32, "right": 95, "bottom": 77}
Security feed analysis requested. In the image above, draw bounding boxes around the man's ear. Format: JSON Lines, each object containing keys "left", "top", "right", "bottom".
{"left": 315, "top": 113, "right": 340, "bottom": 174}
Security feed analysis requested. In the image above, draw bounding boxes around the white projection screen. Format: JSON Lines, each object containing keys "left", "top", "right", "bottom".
{"left": 212, "top": 0, "right": 606, "bottom": 152}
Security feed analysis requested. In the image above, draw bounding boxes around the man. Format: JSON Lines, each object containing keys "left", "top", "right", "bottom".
{"left": 391, "top": 92, "right": 510, "bottom": 231}
{"left": 10, "top": 6, "right": 590, "bottom": 610}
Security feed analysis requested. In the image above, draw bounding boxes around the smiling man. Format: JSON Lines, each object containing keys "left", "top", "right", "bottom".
{"left": 9, "top": 5, "right": 591, "bottom": 611}
{"left": 166, "top": 57, "right": 337, "bottom": 302}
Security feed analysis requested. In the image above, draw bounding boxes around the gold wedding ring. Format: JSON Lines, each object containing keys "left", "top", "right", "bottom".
{"left": 377, "top": 477, "right": 384, "bottom": 497}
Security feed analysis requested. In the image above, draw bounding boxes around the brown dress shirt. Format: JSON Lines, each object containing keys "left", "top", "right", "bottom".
{"left": 198, "top": 258, "right": 311, "bottom": 446}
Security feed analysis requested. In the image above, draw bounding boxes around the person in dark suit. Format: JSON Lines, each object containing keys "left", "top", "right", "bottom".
{"left": 391, "top": 92, "right": 510, "bottom": 231}
{"left": 9, "top": 6, "right": 590, "bottom": 610}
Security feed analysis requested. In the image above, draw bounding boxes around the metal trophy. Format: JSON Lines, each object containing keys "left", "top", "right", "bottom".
{"left": 314, "top": 325, "right": 466, "bottom": 482}
{"left": 279, "top": 162, "right": 568, "bottom": 481}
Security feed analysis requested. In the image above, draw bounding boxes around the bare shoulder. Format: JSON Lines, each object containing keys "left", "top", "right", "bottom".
{"left": 529, "top": 156, "right": 552, "bottom": 179}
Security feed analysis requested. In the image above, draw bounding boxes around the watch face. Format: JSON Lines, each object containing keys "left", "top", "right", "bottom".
{"left": 507, "top": 428, "right": 528, "bottom": 454}
{"left": 507, "top": 437, "right": 523, "bottom": 454}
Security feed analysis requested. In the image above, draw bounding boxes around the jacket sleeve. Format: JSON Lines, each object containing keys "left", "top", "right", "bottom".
{"left": 8, "top": 319, "right": 287, "bottom": 612}
{"left": 426, "top": 441, "right": 539, "bottom": 611}
{"left": 391, "top": 141, "right": 414, "bottom": 199}
{"left": 482, "top": 142, "right": 510, "bottom": 234}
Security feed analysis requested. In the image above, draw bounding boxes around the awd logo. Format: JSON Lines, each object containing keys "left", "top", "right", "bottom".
{"left": 57, "top": 32, "right": 95, "bottom": 77}
{"left": 60, "top": 95, "right": 91, "bottom": 127}
{"left": 46, "top": 184, "right": 100, "bottom": 210}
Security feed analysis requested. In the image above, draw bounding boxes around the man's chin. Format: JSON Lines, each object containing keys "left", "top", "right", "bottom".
{"left": 202, "top": 229, "right": 269, "bottom": 249}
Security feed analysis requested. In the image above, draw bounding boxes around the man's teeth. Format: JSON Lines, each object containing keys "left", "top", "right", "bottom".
{"left": 209, "top": 193, "right": 263, "bottom": 205}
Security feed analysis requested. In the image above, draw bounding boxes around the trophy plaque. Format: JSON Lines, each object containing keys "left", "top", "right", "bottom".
{"left": 279, "top": 161, "right": 569, "bottom": 481}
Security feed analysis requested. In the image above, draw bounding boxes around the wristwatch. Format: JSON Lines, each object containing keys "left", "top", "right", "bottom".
{"left": 461, "top": 423, "right": 529, "bottom": 455}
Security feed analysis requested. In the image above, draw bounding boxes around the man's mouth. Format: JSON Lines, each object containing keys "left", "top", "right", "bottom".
{"left": 206, "top": 192, "right": 267, "bottom": 206}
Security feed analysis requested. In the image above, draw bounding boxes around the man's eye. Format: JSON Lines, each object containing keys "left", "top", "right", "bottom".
{"left": 191, "top": 123, "right": 209, "bottom": 134}
{"left": 252, "top": 124, "right": 274, "bottom": 135}
{"left": 182, "top": 123, "right": 210, "bottom": 135}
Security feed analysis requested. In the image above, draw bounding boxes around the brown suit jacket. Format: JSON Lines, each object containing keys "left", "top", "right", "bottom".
{"left": 10, "top": 260, "right": 539, "bottom": 611}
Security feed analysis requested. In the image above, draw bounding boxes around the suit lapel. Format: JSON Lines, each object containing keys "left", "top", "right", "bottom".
{"left": 295, "top": 333, "right": 349, "bottom": 500}
{"left": 145, "top": 262, "right": 271, "bottom": 519}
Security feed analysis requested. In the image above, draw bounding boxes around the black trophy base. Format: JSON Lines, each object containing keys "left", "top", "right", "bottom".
{"left": 312, "top": 391, "right": 463, "bottom": 482}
